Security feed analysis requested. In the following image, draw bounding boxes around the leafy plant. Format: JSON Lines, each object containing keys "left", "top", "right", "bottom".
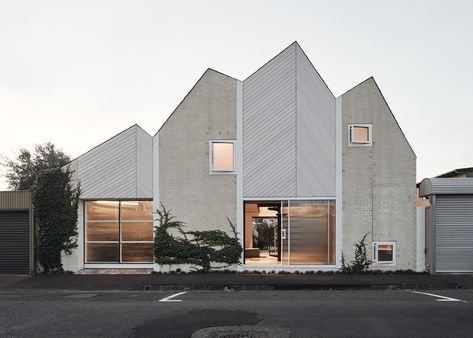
{"left": 1, "top": 142, "right": 70, "bottom": 190}
{"left": 154, "top": 204, "right": 242, "bottom": 272}
{"left": 340, "top": 233, "right": 372, "bottom": 273}
{"left": 33, "top": 168, "right": 80, "bottom": 272}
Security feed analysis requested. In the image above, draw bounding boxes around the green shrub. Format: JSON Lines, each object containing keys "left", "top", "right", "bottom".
{"left": 154, "top": 204, "right": 242, "bottom": 272}
{"left": 340, "top": 233, "right": 372, "bottom": 273}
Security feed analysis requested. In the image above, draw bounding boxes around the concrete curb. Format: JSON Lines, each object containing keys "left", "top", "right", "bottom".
{"left": 144, "top": 282, "right": 463, "bottom": 291}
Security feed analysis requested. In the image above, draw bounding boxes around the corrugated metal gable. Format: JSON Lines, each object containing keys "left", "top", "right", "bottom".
{"left": 242, "top": 42, "right": 336, "bottom": 198}
{"left": 295, "top": 44, "right": 336, "bottom": 197}
{"left": 243, "top": 43, "right": 297, "bottom": 197}
{"left": 136, "top": 126, "right": 153, "bottom": 198}
{"left": 77, "top": 125, "right": 153, "bottom": 199}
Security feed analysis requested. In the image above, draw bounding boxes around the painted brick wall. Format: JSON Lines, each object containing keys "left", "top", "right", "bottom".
{"left": 157, "top": 69, "right": 238, "bottom": 232}
{"left": 61, "top": 200, "right": 84, "bottom": 272}
{"left": 341, "top": 78, "right": 417, "bottom": 270}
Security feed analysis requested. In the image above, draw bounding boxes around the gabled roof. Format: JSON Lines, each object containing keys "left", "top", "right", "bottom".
{"left": 339, "top": 77, "right": 416, "bottom": 158}
{"left": 154, "top": 68, "right": 239, "bottom": 136}
{"left": 68, "top": 124, "right": 153, "bottom": 199}
{"left": 68, "top": 124, "right": 152, "bottom": 165}
{"left": 244, "top": 41, "right": 334, "bottom": 98}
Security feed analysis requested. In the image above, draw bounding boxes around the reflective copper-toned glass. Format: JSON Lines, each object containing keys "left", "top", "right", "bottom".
{"left": 121, "top": 243, "right": 154, "bottom": 263}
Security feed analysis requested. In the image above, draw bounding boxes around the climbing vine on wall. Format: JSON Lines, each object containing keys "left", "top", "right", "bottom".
{"left": 33, "top": 168, "right": 80, "bottom": 273}
{"left": 154, "top": 204, "right": 242, "bottom": 272}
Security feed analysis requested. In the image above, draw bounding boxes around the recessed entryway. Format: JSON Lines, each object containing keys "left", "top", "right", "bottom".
{"left": 243, "top": 200, "right": 337, "bottom": 266}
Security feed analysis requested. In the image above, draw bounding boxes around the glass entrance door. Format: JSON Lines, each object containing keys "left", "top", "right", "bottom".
{"left": 243, "top": 199, "right": 336, "bottom": 266}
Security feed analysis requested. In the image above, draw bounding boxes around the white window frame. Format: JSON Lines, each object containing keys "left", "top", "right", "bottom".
{"left": 84, "top": 200, "right": 154, "bottom": 264}
{"left": 209, "top": 140, "right": 236, "bottom": 174}
{"left": 372, "top": 241, "right": 396, "bottom": 266}
{"left": 348, "top": 124, "right": 372, "bottom": 147}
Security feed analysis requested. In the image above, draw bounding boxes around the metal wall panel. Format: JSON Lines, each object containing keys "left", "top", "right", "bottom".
{"left": 136, "top": 126, "right": 153, "bottom": 198}
{"left": 242, "top": 42, "right": 336, "bottom": 198}
{"left": 434, "top": 195, "right": 473, "bottom": 272}
{"left": 0, "top": 191, "right": 32, "bottom": 210}
{"left": 295, "top": 44, "right": 336, "bottom": 197}
{"left": 420, "top": 178, "right": 473, "bottom": 196}
{"left": 76, "top": 125, "right": 153, "bottom": 199}
{"left": 243, "top": 43, "right": 297, "bottom": 197}
{"left": 0, "top": 211, "right": 30, "bottom": 273}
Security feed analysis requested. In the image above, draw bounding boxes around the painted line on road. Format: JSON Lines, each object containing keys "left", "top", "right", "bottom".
{"left": 411, "top": 291, "right": 462, "bottom": 302}
{"left": 159, "top": 291, "right": 188, "bottom": 302}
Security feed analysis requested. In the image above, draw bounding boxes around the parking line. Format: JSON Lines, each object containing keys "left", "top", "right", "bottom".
{"left": 411, "top": 291, "right": 462, "bottom": 302}
{"left": 159, "top": 291, "right": 188, "bottom": 302}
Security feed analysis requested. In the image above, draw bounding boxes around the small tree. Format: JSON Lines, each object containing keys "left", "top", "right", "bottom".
{"left": 340, "top": 233, "right": 372, "bottom": 273}
{"left": 154, "top": 204, "right": 242, "bottom": 272}
{"left": 33, "top": 168, "right": 80, "bottom": 272}
{"left": 1, "top": 142, "right": 70, "bottom": 191}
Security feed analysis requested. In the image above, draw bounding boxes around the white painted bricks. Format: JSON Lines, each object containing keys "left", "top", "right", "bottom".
{"left": 341, "top": 78, "right": 416, "bottom": 270}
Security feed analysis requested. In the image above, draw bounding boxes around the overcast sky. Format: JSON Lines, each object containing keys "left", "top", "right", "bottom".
{"left": 1, "top": 0, "right": 472, "bottom": 189}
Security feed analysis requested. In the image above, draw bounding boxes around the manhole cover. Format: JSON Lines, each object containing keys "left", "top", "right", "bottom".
{"left": 191, "top": 325, "right": 290, "bottom": 338}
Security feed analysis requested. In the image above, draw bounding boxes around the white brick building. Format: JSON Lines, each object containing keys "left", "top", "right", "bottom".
{"left": 63, "top": 42, "right": 417, "bottom": 272}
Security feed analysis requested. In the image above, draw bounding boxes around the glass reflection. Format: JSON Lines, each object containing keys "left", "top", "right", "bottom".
{"left": 289, "top": 201, "right": 328, "bottom": 265}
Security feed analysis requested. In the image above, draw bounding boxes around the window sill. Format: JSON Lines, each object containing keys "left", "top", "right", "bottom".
{"left": 372, "top": 262, "right": 396, "bottom": 267}
{"left": 209, "top": 171, "right": 236, "bottom": 175}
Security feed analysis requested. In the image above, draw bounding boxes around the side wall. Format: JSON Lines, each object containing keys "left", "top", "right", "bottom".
{"left": 341, "top": 78, "right": 417, "bottom": 270}
{"left": 157, "top": 69, "right": 238, "bottom": 232}
{"left": 61, "top": 200, "right": 84, "bottom": 272}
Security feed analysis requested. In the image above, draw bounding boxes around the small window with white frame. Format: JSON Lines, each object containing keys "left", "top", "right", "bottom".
{"left": 209, "top": 140, "right": 235, "bottom": 173}
{"left": 372, "top": 241, "right": 396, "bottom": 266}
{"left": 349, "top": 124, "right": 372, "bottom": 146}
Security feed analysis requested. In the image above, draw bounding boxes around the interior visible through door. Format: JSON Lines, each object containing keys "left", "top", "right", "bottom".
{"left": 244, "top": 202, "right": 280, "bottom": 264}
{"left": 244, "top": 200, "right": 336, "bottom": 266}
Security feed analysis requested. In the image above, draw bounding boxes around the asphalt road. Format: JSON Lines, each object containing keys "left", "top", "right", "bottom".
{"left": 1, "top": 289, "right": 473, "bottom": 337}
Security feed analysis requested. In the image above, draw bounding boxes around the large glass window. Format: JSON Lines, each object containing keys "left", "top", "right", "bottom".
{"left": 85, "top": 201, "right": 153, "bottom": 264}
{"left": 244, "top": 200, "right": 336, "bottom": 266}
{"left": 210, "top": 141, "right": 235, "bottom": 172}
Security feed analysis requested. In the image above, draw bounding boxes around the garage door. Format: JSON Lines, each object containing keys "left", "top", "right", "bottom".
{"left": 0, "top": 211, "right": 30, "bottom": 274}
{"left": 435, "top": 195, "right": 473, "bottom": 273}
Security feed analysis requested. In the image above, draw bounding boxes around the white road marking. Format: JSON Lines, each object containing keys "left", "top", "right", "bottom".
{"left": 159, "top": 291, "right": 188, "bottom": 302}
{"left": 411, "top": 291, "right": 462, "bottom": 302}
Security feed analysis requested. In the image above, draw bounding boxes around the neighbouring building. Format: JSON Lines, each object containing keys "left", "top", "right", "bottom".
{"left": 62, "top": 42, "right": 417, "bottom": 272}
{"left": 419, "top": 174, "right": 473, "bottom": 274}
{"left": 0, "top": 191, "right": 34, "bottom": 274}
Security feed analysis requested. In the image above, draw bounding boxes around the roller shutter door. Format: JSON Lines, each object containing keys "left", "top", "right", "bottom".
{"left": 435, "top": 195, "right": 473, "bottom": 272}
{"left": 0, "top": 211, "right": 30, "bottom": 273}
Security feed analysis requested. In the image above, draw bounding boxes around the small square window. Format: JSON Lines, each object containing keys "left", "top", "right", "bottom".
{"left": 349, "top": 124, "right": 372, "bottom": 146}
{"left": 373, "top": 241, "right": 396, "bottom": 266}
{"left": 209, "top": 141, "right": 235, "bottom": 173}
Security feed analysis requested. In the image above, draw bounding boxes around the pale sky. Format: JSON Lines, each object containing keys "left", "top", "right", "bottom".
{"left": 1, "top": 0, "right": 472, "bottom": 189}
